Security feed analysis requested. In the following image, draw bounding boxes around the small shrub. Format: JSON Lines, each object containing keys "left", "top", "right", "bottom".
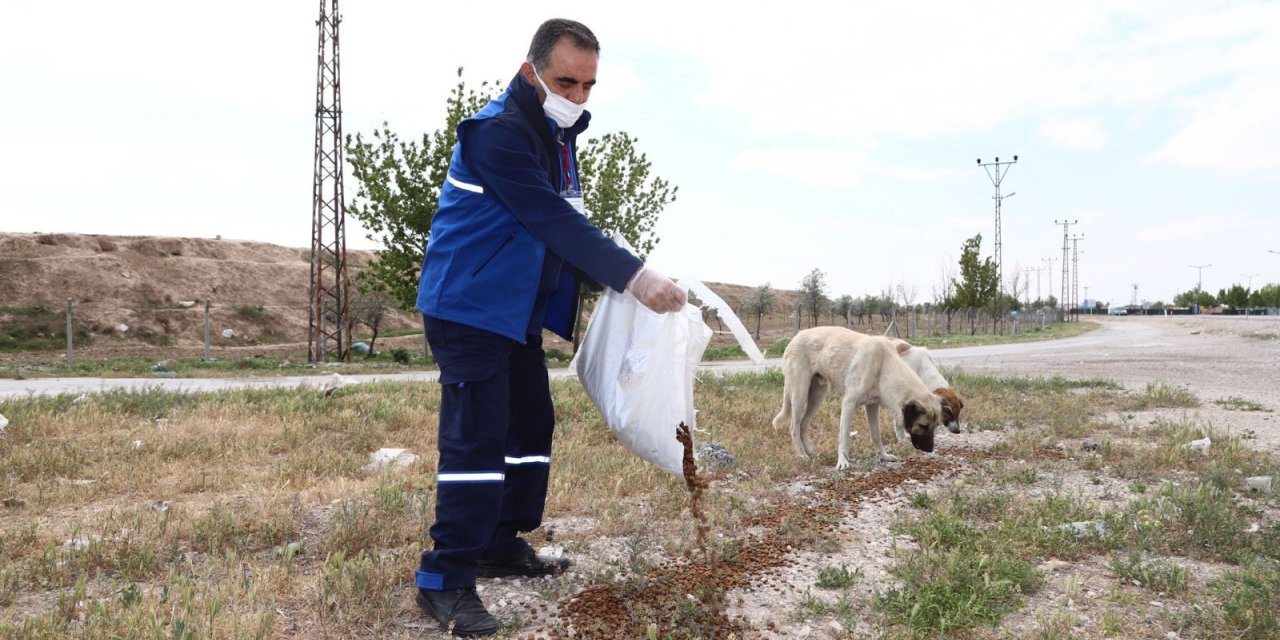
{"left": 391, "top": 348, "right": 411, "bottom": 365}
{"left": 815, "top": 564, "right": 861, "bottom": 589}
{"left": 233, "top": 305, "right": 268, "bottom": 320}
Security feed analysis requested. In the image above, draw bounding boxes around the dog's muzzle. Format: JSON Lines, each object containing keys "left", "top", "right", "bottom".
{"left": 910, "top": 429, "right": 935, "bottom": 453}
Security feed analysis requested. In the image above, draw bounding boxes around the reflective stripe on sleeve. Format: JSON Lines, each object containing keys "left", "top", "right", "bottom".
{"left": 447, "top": 173, "right": 484, "bottom": 194}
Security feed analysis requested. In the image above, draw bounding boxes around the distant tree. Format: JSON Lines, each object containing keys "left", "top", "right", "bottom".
{"left": 934, "top": 265, "right": 959, "bottom": 334}
{"left": 834, "top": 294, "right": 854, "bottom": 327}
{"left": 851, "top": 296, "right": 868, "bottom": 324}
{"left": 745, "top": 284, "right": 776, "bottom": 339}
{"left": 799, "top": 269, "right": 827, "bottom": 328}
{"left": 952, "top": 234, "right": 998, "bottom": 334}
{"left": 1249, "top": 283, "right": 1280, "bottom": 307}
{"left": 1173, "top": 288, "right": 1216, "bottom": 307}
{"left": 1219, "top": 284, "right": 1250, "bottom": 309}
{"left": 349, "top": 284, "right": 397, "bottom": 355}
{"left": 897, "top": 282, "right": 919, "bottom": 338}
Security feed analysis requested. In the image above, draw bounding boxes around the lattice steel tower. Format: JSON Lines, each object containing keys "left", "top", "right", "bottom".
{"left": 977, "top": 155, "right": 1018, "bottom": 328}
{"left": 308, "top": 0, "right": 350, "bottom": 363}
{"left": 1054, "top": 219, "right": 1077, "bottom": 315}
{"left": 1070, "top": 234, "right": 1084, "bottom": 313}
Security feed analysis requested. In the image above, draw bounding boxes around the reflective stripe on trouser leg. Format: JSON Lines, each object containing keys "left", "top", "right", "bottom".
{"left": 485, "top": 333, "right": 556, "bottom": 560}
{"left": 419, "top": 318, "right": 511, "bottom": 590}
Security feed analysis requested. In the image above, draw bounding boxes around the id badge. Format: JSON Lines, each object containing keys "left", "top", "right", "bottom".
{"left": 562, "top": 190, "right": 586, "bottom": 216}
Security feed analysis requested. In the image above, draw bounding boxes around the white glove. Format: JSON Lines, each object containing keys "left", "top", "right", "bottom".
{"left": 626, "top": 266, "right": 687, "bottom": 313}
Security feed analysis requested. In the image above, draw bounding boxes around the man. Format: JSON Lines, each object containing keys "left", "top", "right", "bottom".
{"left": 413, "top": 18, "right": 686, "bottom": 637}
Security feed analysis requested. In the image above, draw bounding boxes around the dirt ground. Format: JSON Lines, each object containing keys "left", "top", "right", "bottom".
{"left": 401, "top": 314, "right": 1280, "bottom": 639}
{"left": 932, "top": 315, "right": 1280, "bottom": 453}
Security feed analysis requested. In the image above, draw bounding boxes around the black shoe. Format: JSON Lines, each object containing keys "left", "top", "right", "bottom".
{"left": 415, "top": 587, "right": 499, "bottom": 637}
{"left": 476, "top": 539, "right": 571, "bottom": 579}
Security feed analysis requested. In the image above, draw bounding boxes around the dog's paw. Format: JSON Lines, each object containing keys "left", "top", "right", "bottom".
{"left": 836, "top": 457, "right": 851, "bottom": 470}
{"left": 878, "top": 452, "right": 900, "bottom": 463}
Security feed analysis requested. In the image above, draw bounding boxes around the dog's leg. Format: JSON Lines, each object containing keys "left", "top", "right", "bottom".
{"left": 837, "top": 395, "right": 860, "bottom": 469}
{"left": 799, "top": 377, "right": 827, "bottom": 459}
{"left": 866, "top": 403, "right": 899, "bottom": 462}
{"left": 788, "top": 374, "right": 814, "bottom": 458}
{"left": 893, "top": 406, "right": 910, "bottom": 444}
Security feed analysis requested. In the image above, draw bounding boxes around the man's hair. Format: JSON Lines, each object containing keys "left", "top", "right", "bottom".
{"left": 526, "top": 19, "right": 599, "bottom": 71}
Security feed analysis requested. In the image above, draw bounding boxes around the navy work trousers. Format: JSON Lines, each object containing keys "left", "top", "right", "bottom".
{"left": 415, "top": 315, "right": 556, "bottom": 591}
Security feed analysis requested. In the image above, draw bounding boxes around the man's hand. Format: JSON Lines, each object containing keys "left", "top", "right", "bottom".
{"left": 626, "top": 266, "right": 687, "bottom": 313}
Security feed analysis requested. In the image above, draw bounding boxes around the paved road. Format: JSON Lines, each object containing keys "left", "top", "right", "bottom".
{"left": 3, "top": 316, "right": 1275, "bottom": 404}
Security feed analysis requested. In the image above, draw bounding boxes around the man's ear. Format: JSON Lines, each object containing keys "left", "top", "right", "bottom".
{"left": 519, "top": 61, "right": 537, "bottom": 86}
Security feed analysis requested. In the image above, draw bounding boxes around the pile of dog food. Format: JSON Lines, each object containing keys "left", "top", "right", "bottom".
{"left": 549, "top": 437, "right": 955, "bottom": 639}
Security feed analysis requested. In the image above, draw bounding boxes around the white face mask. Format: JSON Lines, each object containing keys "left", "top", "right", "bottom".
{"left": 532, "top": 67, "right": 587, "bottom": 128}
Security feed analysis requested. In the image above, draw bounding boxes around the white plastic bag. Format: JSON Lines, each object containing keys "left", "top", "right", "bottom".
{"left": 571, "top": 237, "right": 763, "bottom": 477}
{"left": 572, "top": 280, "right": 707, "bottom": 477}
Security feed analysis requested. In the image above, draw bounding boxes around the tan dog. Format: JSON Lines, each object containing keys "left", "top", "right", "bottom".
{"left": 889, "top": 339, "right": 965, "bottom": 437}
{"left": 772, "top": 326, "right": 944, "bottom": 468}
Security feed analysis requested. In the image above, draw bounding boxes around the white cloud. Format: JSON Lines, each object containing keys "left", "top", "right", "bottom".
{"left": 1143, "top": 77, "right": 1280, "bottom": 171}
{"left": 1135, "top": 216, "right": 1251, "bottom": 244}
{"left": 730, "top": 148, "right": 868, "bottom": 190}
{"left": 1038, "top": 117, "right": 1107, "bottom": 151}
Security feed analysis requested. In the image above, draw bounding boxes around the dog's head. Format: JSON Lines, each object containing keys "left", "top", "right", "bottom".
{"left": 933, "top": 387, "right": 965, "bottom": 434}
{"left": 901, "top": 397, "right": 944, "bottom": 453}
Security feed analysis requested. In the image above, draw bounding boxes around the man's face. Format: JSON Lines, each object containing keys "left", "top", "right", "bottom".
{"left": 523, "top": 37, "right": 598, "bottom": 105}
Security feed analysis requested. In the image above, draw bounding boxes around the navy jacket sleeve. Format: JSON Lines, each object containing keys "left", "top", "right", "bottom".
{"left": 463, "top": 119, "right": 642, "bottom": 293}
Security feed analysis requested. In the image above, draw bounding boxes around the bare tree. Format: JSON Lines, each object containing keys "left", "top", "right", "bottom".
{"left": 349, "top": 288, "right": 397, "bottom": 355}
{"left": 834, "top": 294, "right": 854, "bottom": 327}
{"left": 897, "top": 281, "right": 919, "bottom": 339}
{"left": 933, "top": 262, "right": 958, "bottom": 335}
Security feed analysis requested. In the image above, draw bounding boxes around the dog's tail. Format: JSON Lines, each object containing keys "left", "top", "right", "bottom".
{"left": 771, "top": 377, "right": 790, "bottom": 431}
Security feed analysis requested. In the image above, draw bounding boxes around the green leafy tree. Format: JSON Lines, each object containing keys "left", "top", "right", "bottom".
{"left": 952, "top": 234, "right": 999, "bottom": 334}
{"left": 745, "top": 283, "right": 776, "bottom": 339}
{"left": 345, "top": 70, "right": 677, "bottom": 311}
{"left": 1219, "top": 284, "right": 1249, "bottom": 309}
{"left": 1173, "top": 288, "right": 1217, "bottom": 307}
{"left": 799, "top": 269, "right": 828, "bottom": 328}
{"left": 345, "top": 70, "right": 498, "bottom": 309}
{"left": 577, "top": 132, "right": 676, "bottom": 261}
{"left": 1249, "top": 283, "right": 1279, "bottom": 307}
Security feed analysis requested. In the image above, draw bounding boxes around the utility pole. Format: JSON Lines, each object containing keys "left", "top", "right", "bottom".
{"left": 1189, "top": 263, "right": 1212, "bottom": 293}
{"left": 1022, "top": 267, "right": 1035, "bottom": 308}
{"left": 1054, "top": 220, "right": 1077, "bottom": 317}
{"left": 977, "top": 155, "right": 1018, "bottom": 331}
{"left": 308, "top": 0, "right": 351, "bottom": 363}
{"left": 1042, "top": 257, "right": 1056, "bottom": 308}
{"left": 1242, "top": 273, "right": 1259, "bottom": 291}
{"left": 1070, "top": 234, "right": 1084, "bottom": 315}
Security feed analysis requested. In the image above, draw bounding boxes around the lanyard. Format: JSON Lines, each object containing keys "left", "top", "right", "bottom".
{"left": 559, "top": 138, "right": 576, "bottom": 193}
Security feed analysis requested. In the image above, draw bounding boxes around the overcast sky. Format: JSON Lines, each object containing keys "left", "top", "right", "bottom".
{"left": 3, "top": 1, "right": 1278, "bottom": 306}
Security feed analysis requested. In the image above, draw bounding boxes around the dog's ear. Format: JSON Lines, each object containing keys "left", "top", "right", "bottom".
{"left": 934, "top": 388, "right": 965, "bottom": 433}
{"left": 895, "top": 341, "right": 912, "bottom": 356}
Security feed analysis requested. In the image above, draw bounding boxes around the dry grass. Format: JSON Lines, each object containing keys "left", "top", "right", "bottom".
{"left": 1, "top": 367, "right": 1277, "bottom": 638}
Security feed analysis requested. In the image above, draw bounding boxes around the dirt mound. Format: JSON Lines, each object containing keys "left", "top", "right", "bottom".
{"left": 0, "top": 232, "right": 394, "bottom": 352}
{"left": 0, "top": 232, "right": 812, "bottom": 358}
